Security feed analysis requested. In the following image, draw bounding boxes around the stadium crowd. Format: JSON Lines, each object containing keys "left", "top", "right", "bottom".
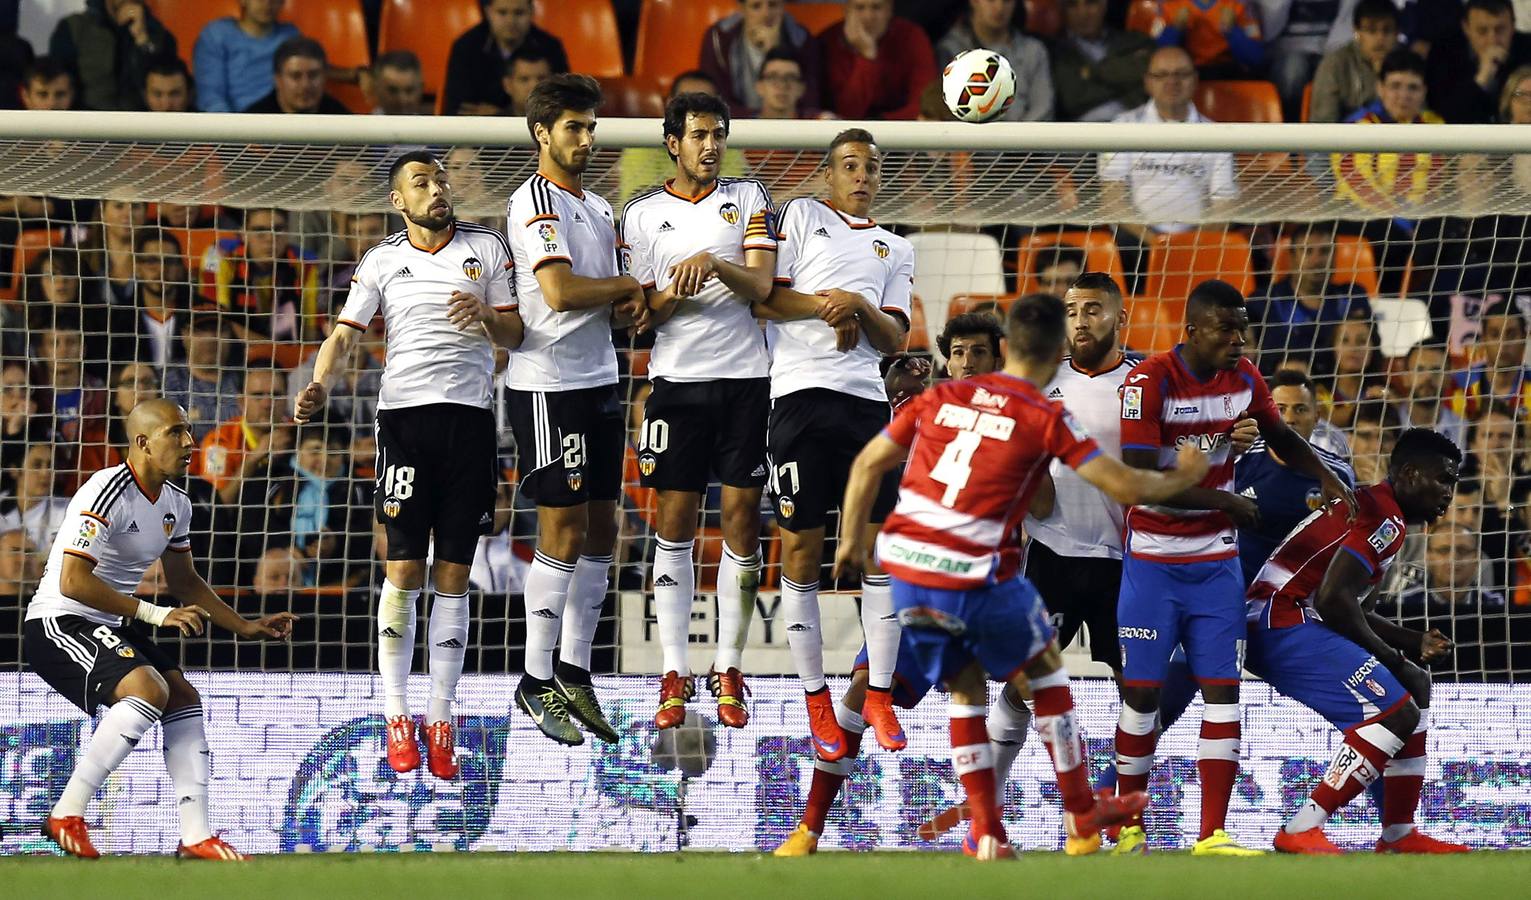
{"left": 2, "top": 0, "right": 1531, "bottom": 678}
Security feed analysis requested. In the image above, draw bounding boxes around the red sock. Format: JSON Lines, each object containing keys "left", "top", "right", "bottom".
{"left": 801, "top": 730, "right": 864, "bottom": 834}
{"left": 1383, "top": 729, "right": 1426, "bottom": 829}
{"left": 1032, "top": 675, "right": 1092, "bottom": 816}
{"left": 952, "top": 710, "right": 1005, "bottom": 842}
{"left": 1115, "top": 705, "right": 1158, "bottom": 827}
{"left": 1197, "top": 703, "right": 1240, "bottom": 840}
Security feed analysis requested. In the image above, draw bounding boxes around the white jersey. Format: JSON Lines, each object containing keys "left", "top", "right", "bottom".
{"left": 1025, "top": 353, "right": 1136, "bottom": 560}
{"left": 767, "top": 199, "right": 915, "bottom": 402}
{"left": 621, "top": 178, "right": 775, "bottom": 381}
{"left": 27, "top": 463, "right": 193, "bottom": 627}
{"left": 337, "top": 222, "right": 514, "bottom": 412}
{"left": 1097, "top": 102, "right": 1237, "bottom": 234}
{"left": 505, "top": 173, "right": 621, "bottom": 392}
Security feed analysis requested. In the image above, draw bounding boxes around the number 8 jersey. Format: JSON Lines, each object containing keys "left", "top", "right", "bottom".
{"left": 877, "top": 372, "right": 1101, "bottom": 591}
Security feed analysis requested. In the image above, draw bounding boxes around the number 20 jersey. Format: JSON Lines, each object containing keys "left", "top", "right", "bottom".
{"left": 877, "top": 372, "right": 1101, "bottom": 591}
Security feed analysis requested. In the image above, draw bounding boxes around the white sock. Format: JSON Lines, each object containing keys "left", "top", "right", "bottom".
{"left": 989, "top": 689, "right": 1033, "bottom": 790}
{"left": 524, "top": 551, "right": 576, "bottom": 681}
{"left": 427, "top": 590, "right": 470, "bottom": 725}
{"left": 377, "top": 579, "right": 421, "bottom": 720}
{"left": 560, "top": 554, "right": 612, "bottom": 673}
{"left": 712, "top": 542, "right": 758, "bottom": 672}
{"left": 781, "top": 577, "right": 826, "bottom": 692}
{"left": 161, "top": 704, "right": 211, "bottom": 845}
{"left": 859, "top": 573, "right": 899, "bottom": 690}
{"left": 52, "top": 696, "right": 161, "bottom": 818}
{"left": 836, "top": 702, "right": 868, "bottom": 735}
{"left": 653, "top": 538, "right": 695, "bottom": 675}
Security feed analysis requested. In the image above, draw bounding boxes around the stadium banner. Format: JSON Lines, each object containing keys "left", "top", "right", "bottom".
{"left": 0, "top": 673, "right": 1524, "bottom": 856}
{"left": 617, "top": 591, "right": 866, "bottom": 674}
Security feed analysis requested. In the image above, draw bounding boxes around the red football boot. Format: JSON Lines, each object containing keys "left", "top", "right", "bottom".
{"left": 1069, "top": 789, "right": 1150, "bottom": 838}
{"left": 43, "top": 816, "right": 99, "bottom": 859}
{"left": 385, "top": 715, "right": 420, "bottom": 773}
{"left": 804, "top": 690, "right": 848, "bottom": 762}
{"left": 1273, "top": 827, "right": 1343, "bottom": 855}
{"left": 707, "top": 667, "right": 749, "bottom": 728}
{"left": 425, "top": 720, "right": 460, "bottom": 780}
{"left": 861, "top": 688, "right": 908, "bottom": 752}
{"left": 655, "top": 671, "right": 694, "bottom": 729}
{"left": 177, "top": 835, "right": 248, "bottom": 860}
{"left": 1376, "top": 829, "right": 1470, "bottom": 854}
{"left": 1096, "top": 788, "right": 1124, "bottom": 842}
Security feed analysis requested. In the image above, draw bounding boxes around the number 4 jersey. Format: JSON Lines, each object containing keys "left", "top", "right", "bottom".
{"left": 877, "top": 372, "right": 1101, "bottom": 590}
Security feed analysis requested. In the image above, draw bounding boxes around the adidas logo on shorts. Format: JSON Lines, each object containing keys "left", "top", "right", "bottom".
{"left": 479, "top": 512, "right": 492, "bottom": 525}
{"left": 655, "top": 574, "right": 679, "bottom": 587}
{"left": 750, "top": 463, "right": 767, "bottom": 478}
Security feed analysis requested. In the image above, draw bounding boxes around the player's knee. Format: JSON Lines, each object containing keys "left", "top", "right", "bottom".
{"left": 1383, "top": 699, "right": 1421, "bottom": 739}
{"left": 1002, "top": 678, "right": 1032, "bottom": 704}
{"left": 1202, "top": 682, "right": 1240, "bottom": 706}
{"left": 843, "top": 671, "right": 868, "bottom": 712}
{"left": 1121, "top": 684, "right": 1159, "bottom": 714}
{"left": 116, "top": 666, "right": 170, "bottom": 711}
{"left": 164, "top": 673, "right": 201, "bottom": 712}
{"left": 385, "top": 559, "right": 426, "bottom": 591}
{"left": 1020, "top": 643, "right": 1064, "bottom": 681}
{"left": 656, "top": 492, "right": 701, "bottom": 542}
{"left": 430, "top": 560, "right": 472, "bottom": 595}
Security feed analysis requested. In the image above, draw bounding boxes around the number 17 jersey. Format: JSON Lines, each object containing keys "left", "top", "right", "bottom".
{"left": 877, "top": 372, "right": 1101, "bottom": 591}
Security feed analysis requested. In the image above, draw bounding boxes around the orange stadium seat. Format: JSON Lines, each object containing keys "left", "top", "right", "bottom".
{"left": 378, "top": 0, "right": 481, "bottom": 110}
{"left": 1025, "top": 0, "right": 1062, "bottom": 38}
{"left": 147, "top": 0, "right": 238, "bottom": 69}
{"left": 907, "top": 294, "right": 931, "bottom": 352}
{"left": 1124, "top": 295, "right": 1187, "bottom": 354}
{"left": 695, "top": 527, "right": 726, "bottom": 591}
{"left": 1125, "top": 0, "right": 1158, "bottom": 34}
{"left": 945, "top": 293, "right": 1020, "bottom": 319}
{"left": 635, "top": 0, "right": 737, "bottom": 80}
{"left": 788, "top": 2, "right": 845, "bottom": 36}
{"left": 284, "top": 0, "right": 372, "bottom": 113}
{"left": 1271, "top": 233, "right": 1380, "bottom": 297}
{"left": 598, "top": 74, "right": 668, "bottom": 117}
{"left": 1014, "top": 230, "right": 1126, "bottom": 296}
{"left": 1195, "top": 81, "right": 1282, "bottom": 123}
{"left": 536, "top": 0, "right": 625, "bottom": 78}
{"left": 1300, "top": 82, "right": 1313, "bottom": 122}
{"left": 1142, "top": 229, "right": 1255, "bottom": 337}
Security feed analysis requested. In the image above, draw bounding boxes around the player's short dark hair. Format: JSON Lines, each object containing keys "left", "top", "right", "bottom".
{"left": 143, "top": 56, "right": 191, "bottom": 88}
{"left": 272, "top": 37, "right": 327, "bottom": 74}
{"left": 938, "top": 312, "right": 1004, "bottom": 360}
{"left": 1006, "top": 293, "right": 1066, "bottom": 361}
{"left": 388, "top": 150, "right": 443, "bottom": 190}
{"left": 1268, "top": 368, "right": 1316, "bottom": 396}
{"left": 1353, "top": 0, "right": 1399, "bottom": 27}
{"left": 1379, "top": 48, "right": 1427, "bottom": 83}
{"left": 1465, "top": 0, "right": 1513, "bottom": 18}
{"left": 668, "top": 69, "right": 718, "bottom": 99}
{"left": 1388, "top": 427, "right": 1463, "bottom": 475}
{"left": 374, "top": 50, "right": 421, "bottom": 74}
{"left": 503, "top": 46, "right": 557, "bottom": 77}
{"left": 663, "top": 92, "right": 731, "bottom": 159}
{"left": 1035, "top": 245, "right": 1086, "bottom": 277}
{"left": 23, "top": 56, "right": 71, "bottom": 86}
{"left": 1068, "top": 271, "right": 1124, "bottom": 306}
{"left": 525, "top": 73, "right": 603, "bottom": 141}
{"left": 1185, "top": 279, "right": 1247, "bottom": 323}
{"left": 830, "top": 127, "right": 878, "bottom": 156}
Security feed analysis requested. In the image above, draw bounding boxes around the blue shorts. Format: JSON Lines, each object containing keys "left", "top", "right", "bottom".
{"left": 852, "top": 643, "right": 930, "bottom": 709}
{"left": 890, "top": 575, "right": 1055, "bottom": 689}
{"left": 1117, "top": 554, "right": 1246, "bottom": 686}
{"left": 1245, "top": 617, "right": 1412, "bottom": 730}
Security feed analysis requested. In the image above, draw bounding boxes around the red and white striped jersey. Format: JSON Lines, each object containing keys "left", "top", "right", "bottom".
{"left": 1246, "top": 482, "right": 1408, "bottom": 629}
{"left": 1119, "top": 348, "right": 1280, "bottom": 562}
{"left": 877, "top": 372, "right": 1101, "bottom": 590}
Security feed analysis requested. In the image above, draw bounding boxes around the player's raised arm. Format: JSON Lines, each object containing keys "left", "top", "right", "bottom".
{"left": 1260, "top": 414, "right": 1358, "bottom": 518}
{"left": 1075, "top": 442, "right": 1210, "bottom": 507}
{"left": 159, "top": 549, "right": 297, "bottom": 640}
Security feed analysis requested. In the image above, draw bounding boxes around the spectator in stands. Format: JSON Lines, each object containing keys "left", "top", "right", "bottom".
{"left": 77, "top": 361, "right": 158, "bottom": 475}
{"left": 208, "top": 207, "right": 320, "bottom": 341}
{"left": 282, "top": 428, "right": 371, "bottom": 588}
{"left": 1315, "top": 316, "right": 1387, "bottom": 428}
{"left": 1389, "top": 337, "right": 1468, "bottom": 446}
{"left": 26, "top": 305, "right": 106, "bottom": 478}
{"left": 700, "top": 0, "right": 823, "bottom": 117}
{"left": 19, "top": 55, "right": 75, "bottom": 109}
{"left": 1466, "top": 407, "right": 1523, "bottom": 564}
{"left": 1310, "top": 0, "right": 1400, "bottom": 123}
{"left": 324, "top": 211, "right": 390, "bottom": 304}
{"left": 1034, "top": 245, "right": 1085, "bottom": 297}
{"left": 444, "top": 0, "right": 568, "bottom": 116}
{"left": 1262, "top": 0, "right": 1362, "bottom": 119}
{"left": 142, "top": 56, "right": 192, "bottom": 112}
{"left": 1151, "top": 0, "right": 1264, "bottom": 79}
{"left": 79, "top": 197, "right": 145, "bottom": 306}
{"left": 243, "top": 37, "right": 349, "bottom": 114}
{"left": 125, "top": 229, "right": 194, "bottom": 369}
{"left": 1348, "top": 399, "right": 1398, "bottom": 485}
{"left": 0, "top": 527, "right": 40, "bottom": 602}
{"left": 500, "top": 47, "right": 554, "bottom": 117}
{"left": 1443, "top": 298, "right": 1529, "bottom": 418}
{"left": 48, "top": 0, "right": 175, "bottom": 111}
{"left": 250, "top": 545, "right": 301, "bottom": 597}
{"left": 0, "top": 363, "right": 35, "bottom": 447}
{"left": 0, "top": 442, "right": 69, "bottom": 548}
{"left": 1396, "top": 521, "right": 1508, "bottom": 614}
{"left": 193, "top": 0, "right": 299, "bottom": 114}
{"left": 1099, "top": 46, "right": 1238, "bottom": 291}
{"left": 369, "top": 50, "right": 426, "bottom": 116}
{"left": 195, "top": 364, "right": 292, "bottom": 506}
{"left": 752, "top": 48, "right": 822, "bottom": 119}
{"left": 1051, "top": 0, "right": 1154, "bottom": 122}
{"left": 937, "top": 0, "right": 1053, "bottom": 121}
{"left": 820, "top": 0, "right": 936, "bottom": 120}
{"left": 617, "top": 72, "right": 748, "bottom": 205}
{"left": 1426, "top": 0, "right": 1531, "bottom": 123}
{"left": 161, "top": 310, "right": 242, "bottom": 440}
{"left": 1247, "top": 221, "right": 1372, "bottom": 375}
{"left": 22, "top": 246, "right": 82, "bottom": 306}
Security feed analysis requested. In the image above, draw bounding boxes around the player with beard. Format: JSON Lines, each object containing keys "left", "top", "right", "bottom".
{"left": 297, "top": 150, "right": 521, "bottom": 778}
{"left": 504, "top": 74, "right": 647, "bottom": 746}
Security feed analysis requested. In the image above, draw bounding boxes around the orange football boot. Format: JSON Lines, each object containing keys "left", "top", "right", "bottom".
{"left": 177, "top": 835, "right": 248, "bottom": 860}
{"left": 804, "top": 690, "right": 848, "bottom": 761}
{"left": 43, "top": 816, "right": 99, "bottom": 859}
{"left": 1375, "top": 830, "right": 1470, "bottom": 854}
{"left": 1273, "top": 827, "right": 1343, "bottom": 855}
{"left": 655, "top": 671, "right": 695, "bottom": 729}
{"left": 861, "top": 688, "right": 908, "bottom": 751}
{"left": 707, "top": 667, "right": 749, "bottom": 728}
{"left": 385, "top": 715, "right": 420, "bottom": 773}
{"left": 425, "top": 720, "right": 460, "bottom": 780}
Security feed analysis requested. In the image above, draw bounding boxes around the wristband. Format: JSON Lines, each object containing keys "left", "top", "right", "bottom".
{"left": 134, "top": 600, "right": 172, "bottom": 627}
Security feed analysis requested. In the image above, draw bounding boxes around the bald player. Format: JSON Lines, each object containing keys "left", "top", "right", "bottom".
{"left": 24, "top": 399, "right": 297, "bottom": 860}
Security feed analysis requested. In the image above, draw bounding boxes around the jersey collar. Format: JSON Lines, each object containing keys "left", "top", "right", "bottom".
{"left": 1068, "top": 350, "right": 1126, "bottom": 377}
{"left": 405, "top": 223, "right": 455, "bottom": 255}
{"left": 663, "top": 179, "right": 719, "bottom": 204}
{"left": 821, "top": 199, "right": 877, "bottom": 229}
{"left": 125, "top": 460, "right": 160, "bottom": 503}
{"left": 537, "top": 170, "right": 584, "bottom": 200}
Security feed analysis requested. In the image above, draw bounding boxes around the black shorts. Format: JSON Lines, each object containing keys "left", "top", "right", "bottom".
{"left": 767, "top": 388, "right": 900, "bottom": 532}
{"left": 1023, "top": 539, "right": 1123, "bottom": 668}
{"left": 24, "top": 615, "right": 180, "bottom": 713}
{"left": 638, "top": 377, "right": 769, "bottom": 493}
{"left": 507, "top": 384, "right": 624, "bottom": 508}
{"left": 374, "top": 402, "right": 497, "bottom": 565}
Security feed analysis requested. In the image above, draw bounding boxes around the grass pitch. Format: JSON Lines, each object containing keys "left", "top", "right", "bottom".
{"left": 4, "top": 851, "right": 1528, "bottom": 900}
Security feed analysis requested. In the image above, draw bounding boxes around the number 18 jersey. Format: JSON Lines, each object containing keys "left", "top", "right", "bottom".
{"left": 877, "top": 372, "right": 1101, "bottom": 591}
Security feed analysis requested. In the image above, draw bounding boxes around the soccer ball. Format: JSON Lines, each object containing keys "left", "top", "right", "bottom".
{"left": 942, "top": 49, "right": 1017, "bottom": 123}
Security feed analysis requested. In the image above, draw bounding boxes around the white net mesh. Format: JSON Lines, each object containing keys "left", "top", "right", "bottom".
{"left": 1, "top": 117, "right": 1528, "bottom": 680}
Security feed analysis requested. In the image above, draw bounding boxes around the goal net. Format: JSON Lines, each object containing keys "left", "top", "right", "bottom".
{"left": 0, "top": 112, "right": 1528, "bottom": 853}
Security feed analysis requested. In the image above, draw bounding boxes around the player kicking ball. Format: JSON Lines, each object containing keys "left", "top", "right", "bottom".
{"left": 1246, "top": 427, "right": 1469, "bottom": 854}
{"left": 25, "top": 399, "right": 297, "bottom": 859}
{"left": 831, "top": 295, "right": 1211, "bottom": 859}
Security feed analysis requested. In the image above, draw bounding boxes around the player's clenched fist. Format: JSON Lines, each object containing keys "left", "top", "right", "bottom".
{"left": 817, "top": 288, "right": 867, "bottom": 326}
{"left": 446, "top": 290, "right": 495, "bottom": 330}
{"left": 1419, "top": 628, "right": 1453, "bottom": 664}
{"left": 293, "top": 382, "right": 327, "bottom": 424}
{"left": 1173, "top": 440, "right": 1211, "bottom": 485}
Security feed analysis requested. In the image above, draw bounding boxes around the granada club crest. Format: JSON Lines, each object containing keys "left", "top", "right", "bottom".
{"left": 162, "top": 513, "right": 176, "bottom": 537}
{"left": 719, "top": 202, "right": 741, "bottom": 225}
{"left": 872, "top": 239, "right": 890, "bottom": 259}
{"left": 462, "top": 256, "right": 483, "bottom": 281}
